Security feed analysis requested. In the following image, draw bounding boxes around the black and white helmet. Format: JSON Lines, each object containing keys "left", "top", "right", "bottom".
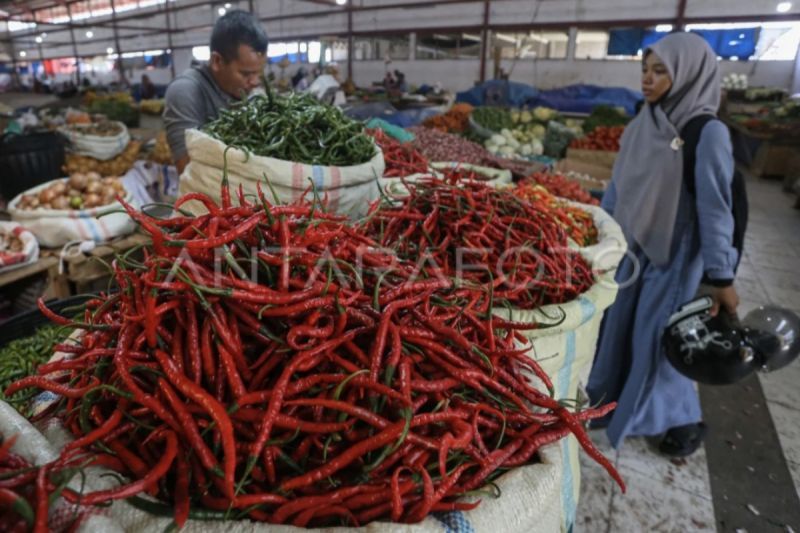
{"left": 664, "top": 297, "right": 800, "bottom": 385}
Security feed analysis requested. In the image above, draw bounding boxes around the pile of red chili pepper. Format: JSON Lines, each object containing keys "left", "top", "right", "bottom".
{"left": 569, "top": 125, "right": 625, "bottom": 152}
{"left": 510, "top": 183, "right": 599, "bottom": 247}
{"left": 4, "top": 182, "right": 623, "bottom": 529}
{"left": 360, "top": 179, "right": 596, "bottom": 310}
{"left": 524, "top": 171, "right": 599, "bottom": 206}
{"left": 368, "top": 129, "right": 430, "bottom": 178}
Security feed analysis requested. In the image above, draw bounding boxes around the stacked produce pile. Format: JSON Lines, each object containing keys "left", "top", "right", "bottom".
{"left": 471, "top": 107, "right": 513, "bottom": 133}
{"left": 407, "top": 127, "right": 498, "bottom": 167}
{"left": 140, "top": 99, "right": 165, "bottom": 115}
{"left": 85, "top": 92, "right": 139, "bottom": 128}
{"left": 368, "top": 129, "right": 429, "bottom": 177}
{"left": 16, "top": 173, "right": 126, "bottom": 211}
{"left": 360, "top": 179, "right": 595, "bottom": 310}
{"left": 581, "top": 106, "right": 630, "bottom": 134}
{"left": 64, "top": 140, "right": 142, "bottom": 176}
{"left": 61, "top": 121, "right": 124, "bottom": 138}
{"left": 525, "top": 171, "right": 599, "bottom": 206}
{"left": 204, "top": 92, "right": 377, "bottom": 166}
{"left": 150, "top": 131, "right": 173, "bottom": 166}
{"left": 510, "top": 182, "right": 599, "bottom": 247}
{"left": 3, "top": 181, "right": 623, "bottom": 529}
{"left": 569, "top": 126, "right": 624, "bottom": 152}
{"left": 422, "top": 103, "right": 474, "bottom": 133}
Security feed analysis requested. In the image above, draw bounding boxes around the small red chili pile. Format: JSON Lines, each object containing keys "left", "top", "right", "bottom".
{"left": 510, "top": 183, "right": 599, "bottom": 247}
{"left": 5, "top": 182, "right": 622, "bottom": 529}
{"left": 569, "top": 125, "right": 625, "bottom": 152}
{"left": 368, "top": 129, "right": 430, "bottom": 178}
{"left": 524, "top": 171, "right": 600, "bottom": 206}
{"left": 360, "top": 178, "right": 596, "bottom": 310}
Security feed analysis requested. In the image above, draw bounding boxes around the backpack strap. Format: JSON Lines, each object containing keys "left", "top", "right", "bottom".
{"left": 681, "top": 114, "right": 717, "bottom": 195}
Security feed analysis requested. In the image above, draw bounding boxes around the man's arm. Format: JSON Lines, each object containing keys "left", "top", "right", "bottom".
{"left": 163, "top": 77, "right": 203, "bottom": 175}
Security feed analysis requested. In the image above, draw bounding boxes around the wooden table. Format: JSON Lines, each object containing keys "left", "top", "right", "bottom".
{"left": 0, "top": 232, "right": 150, "bottom": 300}
{"left": 722, "top": 116, "right": 800, "bottom": 179}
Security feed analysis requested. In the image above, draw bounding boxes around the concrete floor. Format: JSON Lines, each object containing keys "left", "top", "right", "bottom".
{"left": 576, "top": 176, "right": 800, "bottom": 532}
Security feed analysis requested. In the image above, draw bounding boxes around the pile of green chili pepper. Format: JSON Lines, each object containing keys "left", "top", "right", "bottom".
{"left": 203, "top": 92, "right": 377, "bottom": 166}
{"left": 0, "top": 325, "right": 69, "bottom": 414}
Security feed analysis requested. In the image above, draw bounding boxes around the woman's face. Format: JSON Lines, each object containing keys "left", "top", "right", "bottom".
{"left": 642, "top": 52, "right": 673, "bottom": 104}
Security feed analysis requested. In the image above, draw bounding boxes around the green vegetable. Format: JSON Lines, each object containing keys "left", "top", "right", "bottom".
{"left": 582, "top": 105, "right": 630, "bottom": 134}
{"left": 472, "top": 107, "right": 513, "bottom": 133}
{"left": 0, "top": 324, "right": 70, "bottom": 414}
{"left": 87, "top": 99, "right": 140, "bottom": 128}
{"left": 204, "top": 92, "right": 377, "bottom": 166}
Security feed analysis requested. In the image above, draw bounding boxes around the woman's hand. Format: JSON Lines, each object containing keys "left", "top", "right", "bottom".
{"left": 710, "top": 285, "right": 740, "bottom": 317}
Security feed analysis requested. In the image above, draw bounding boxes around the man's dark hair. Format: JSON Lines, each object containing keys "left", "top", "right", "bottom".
{"left": 210, "top": 10, "right": 268, "bottom": 62}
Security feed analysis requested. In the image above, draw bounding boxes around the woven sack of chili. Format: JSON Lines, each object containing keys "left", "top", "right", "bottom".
{"left": 2, "top": 389, "right": 566, "bottom": 533}
{"left": 489, "top": 203, "right": 626, "bottom": 531}
{"left": 179, "top": 129, "right": 385, "bottom": 218}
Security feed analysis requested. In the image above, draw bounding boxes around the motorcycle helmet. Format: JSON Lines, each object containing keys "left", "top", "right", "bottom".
{"left": 663, "top": 296, "right": 758, "bottom": 385}
{"left": 741, "top": 305, "right": 800, "bottom": 372}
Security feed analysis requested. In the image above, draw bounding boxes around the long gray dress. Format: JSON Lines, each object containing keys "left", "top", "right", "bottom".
{"left": 587, "top": 120, "right": 738, "bottom": 448}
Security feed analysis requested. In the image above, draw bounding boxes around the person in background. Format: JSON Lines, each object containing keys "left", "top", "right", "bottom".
{"left": 163, "top": 10, "right": 268, "bottom": 174}
{"left": 393, "top": 69, "right": 407, "bottom": 93}
{"left": 291, "top": 67, "right": 309, "bottom": 91}
{"left": 382, "top": 71, "right": 396, "bottom": 91}
{"left": 586, "top": 32, "right": 739, "bottom": 457}
{"left": 140, "top": 74, "right": 157, "bottom": 100}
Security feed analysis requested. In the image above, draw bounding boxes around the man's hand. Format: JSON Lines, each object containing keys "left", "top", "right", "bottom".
{"left": 175, "top": 155, "right": 190, "bottom": 176}
{"left": 710, "top": 285, "right": 739, "bottom": 317}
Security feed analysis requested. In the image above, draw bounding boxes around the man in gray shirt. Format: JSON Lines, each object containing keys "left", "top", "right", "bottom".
{"left": 163, "top": 10, "right": 268, "bottom": 174}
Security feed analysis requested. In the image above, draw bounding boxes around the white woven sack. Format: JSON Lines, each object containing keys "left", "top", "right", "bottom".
{"left": 0, "top": 394, "right": 564, "bottom": 533}
{"left": 179, "top": 129, "right": 385, "bottom": 218}
{"left": 486, "top": 204, "right": 625, "bottom": 532}
{"left": 8, "top": 178, "right": 137, "bottom": 248}
{"left": 0, "top": 221, "right": 39, "bottom": 272}
{"left": 60, "top": 121, "right": 131, "bottom": 161}
{"left": 429, "top": 162, "right": 512, "bottom": 189}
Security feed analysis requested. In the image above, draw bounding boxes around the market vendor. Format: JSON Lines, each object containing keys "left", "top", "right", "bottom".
{"left": 163, "top": 10, "right": 268, "bottom": 174}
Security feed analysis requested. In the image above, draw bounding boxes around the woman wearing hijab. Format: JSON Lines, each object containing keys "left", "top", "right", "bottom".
{"left": 586, "top": 32, "right": 740, "bottom": 456}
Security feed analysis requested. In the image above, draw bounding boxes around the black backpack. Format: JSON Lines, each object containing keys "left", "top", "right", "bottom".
{"left": 681, "top": 115, "right": 749, "bottom": 273}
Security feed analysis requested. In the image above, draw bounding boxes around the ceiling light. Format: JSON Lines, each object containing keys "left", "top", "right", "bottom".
{"left": 655, "top": 24, "right": 673, "bottom": 32}
{"left": 19, "top": 51, "right": 27, "bottom": 57}
{"left": 86, "top": 30, "right": 93, "bottom": 38}
{"left": 224, "top": 2, "right": 231, "bottom": 7}
{"left": 218, "top": 7, "right": 226, "bottom": 15}
{"left": 730, "top": 56, "right": 739, "bottom": 61}
{"left": 40, "top": 32, "right": 47, "bottom": 38}
{"left": 336, "top": 0, "right": 347, "bottom": 5}
{"left": 35, "top": 36, "right": 42, "bottom": 43}
{"left": 777, "top": 2, "right": 792, "bottom": 12}
{"left": 107, "top": 47, "right": 114, "bottom": 54}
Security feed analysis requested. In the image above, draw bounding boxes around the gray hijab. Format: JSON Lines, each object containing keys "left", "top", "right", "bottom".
{"left": 612, "top": 32, "right": 720, "bottom": 266}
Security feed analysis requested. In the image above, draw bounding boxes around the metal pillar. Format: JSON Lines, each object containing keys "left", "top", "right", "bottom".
{"left": 478, "top": 0, "right": 490, "bottom": 82}
{"left": 347, "top": 4, "right": 354, "bottom": 82}
{"left": 164, "top": 0, "right": 176, "bottom": 79}
{"left": 65, "top": 3, "right": 82, "bottom": 86}
{"left": 108, "top": 0, "right": 128, "bottom": 85}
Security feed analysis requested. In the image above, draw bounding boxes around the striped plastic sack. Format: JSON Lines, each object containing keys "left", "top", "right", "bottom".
{"left": 0, "top": 221, "right": 39, "bottom": 271}
{"left": 8, "top": 178, "right": 136, "bottom": 248}
{"left": 179, "top": 129, "right": 385, "bottom": 218}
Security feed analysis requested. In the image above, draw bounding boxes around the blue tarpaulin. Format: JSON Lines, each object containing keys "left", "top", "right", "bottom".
{"left": 527, "top": 84, "right": 643, "bottom": 116}
{"left": 456, "top": 80, "right": 540, "bottom": 108}
{"left": 343, "top": 101, "right": 441, "bottom": 128}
